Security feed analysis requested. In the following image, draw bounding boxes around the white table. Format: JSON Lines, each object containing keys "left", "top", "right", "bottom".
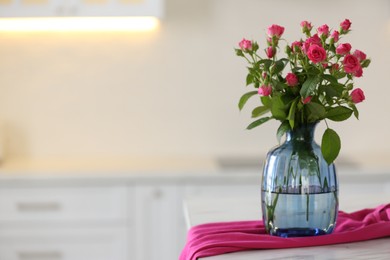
{"left": 183, "top": 176, "right": 390, "bottom": 259}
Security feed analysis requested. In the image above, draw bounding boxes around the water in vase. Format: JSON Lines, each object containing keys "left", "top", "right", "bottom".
{"left": 261, "top": 189, "right": 338, "bottom": 237}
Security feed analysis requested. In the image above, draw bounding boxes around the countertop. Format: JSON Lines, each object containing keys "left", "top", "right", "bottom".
{"left": 183, "top": 175, "right": 390, "bottom": 259}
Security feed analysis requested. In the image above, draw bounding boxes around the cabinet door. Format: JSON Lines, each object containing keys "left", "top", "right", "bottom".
{"left": 0, "top": 227, "right": 130, "bottom": 260}
{"left": 135, "top": 184, "right": 184, "bottom": 260}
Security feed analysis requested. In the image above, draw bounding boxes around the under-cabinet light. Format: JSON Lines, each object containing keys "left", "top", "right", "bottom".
{"left": 0, "top": 17, "right": 159, "bottom": 32}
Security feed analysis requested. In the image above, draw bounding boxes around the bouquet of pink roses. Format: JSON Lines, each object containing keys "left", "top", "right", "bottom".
{"left": 235, "top": 19, "right": 370, "bottom": 164}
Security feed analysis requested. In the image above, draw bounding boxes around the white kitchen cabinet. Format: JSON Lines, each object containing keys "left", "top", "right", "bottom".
{"left": 0, "top": 184, "right": 132, "bottom": 260}
{"left": 0, "top": 227, "right": 130, "bottom": 260}
{"left": 135, "top": 184, "right": 186, "bottom": 260}
{"left": 0, "top": 0, "right": 163, "bottom": 17}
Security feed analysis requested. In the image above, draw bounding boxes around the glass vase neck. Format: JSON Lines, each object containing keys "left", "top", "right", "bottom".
{"left": 286, "top": 123, "right": 318, "bottom": 143}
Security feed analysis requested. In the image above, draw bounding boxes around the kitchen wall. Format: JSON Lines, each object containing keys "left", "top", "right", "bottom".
{"left": 0, "top": 0, "right": 389, "bottom": 168}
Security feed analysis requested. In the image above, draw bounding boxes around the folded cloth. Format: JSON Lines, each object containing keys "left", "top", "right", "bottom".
{"left": 180, "top": 204, "right": 390, "bottom": 260}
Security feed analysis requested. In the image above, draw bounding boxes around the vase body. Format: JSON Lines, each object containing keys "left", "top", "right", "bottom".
{"left": 261, "top": 123, "right": 338, "bottom": 237}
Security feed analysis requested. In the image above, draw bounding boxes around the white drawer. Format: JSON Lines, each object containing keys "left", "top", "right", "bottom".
{"left": 0, "top": 227, "right": 130, "bottom": 260}
{"left": 0, "top": 186, "right": 130, "bottom": 223}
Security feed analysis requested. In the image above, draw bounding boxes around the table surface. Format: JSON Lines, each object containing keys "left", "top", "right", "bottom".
{"left": 183, "top": 180, "right": 390, "bottom": 259}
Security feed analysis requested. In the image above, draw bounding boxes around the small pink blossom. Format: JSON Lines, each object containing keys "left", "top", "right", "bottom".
{"left": 340, "top": 19, "right": 352, "bottom": 31}
{"left": 291, "top": 41, "right": 303, "bottom": 52}
{"left": 343, "top": 54, "right": 361, "bottom": 74}
{"left": 317, "top": 24, "right": 329, "bottom": 37}
{"left": 302, "top": 96, "right": 312, "bottom": 104}
{"left": 285, "top": 73, "right": 299, "bottom": 87}
{"left": 350, "top": 88, "right": 365, "bottom": 103}
{"left": 266, "top": 47, "right": 275, "bottom": 58}
{"left": 258, "top": 85, "right": 272, "bottom": 96}
{"left": 267, "top": 24, "right": 285, "bottom": 38}
{"left": 238, "top": 38, "right": 252, "bottom": 51}
{"left": 330, "top": 63, "right": 340, "bottom": 73}
{"left": 331, "top": 30, "right": 340, "bottom": 42}
{"left": 300, "top": 21, "right": 312, "bottom": 31}
{"left": 307, "top": 45, "right": 327, "bottom": 64}
{"left": 336, "top": 43, "right": 352, "bottom": 55}
{"left": 353, "top": 49, "right": 367, "bottom": 61}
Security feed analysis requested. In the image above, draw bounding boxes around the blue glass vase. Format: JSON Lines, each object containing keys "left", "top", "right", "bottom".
{"left": 261, "top": 123, "right": 338, "bottom": 237}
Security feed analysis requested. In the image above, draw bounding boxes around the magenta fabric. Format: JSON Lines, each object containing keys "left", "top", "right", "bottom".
{"left": 180, "top": 204, "right": 390, "bottom": 260}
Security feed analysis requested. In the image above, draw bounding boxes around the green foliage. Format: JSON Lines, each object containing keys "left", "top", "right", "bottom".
{"left": 321, "top": 128, "right": 341, "bottom": 165}
{"left": 252, "top": 106, "right": 270, "bottom": 118}
{"left": 276, "top": 121, "right": 291, "bottom": 144}
{"left": 247, "top": 117, "right": 272, "bottom": 130}
{"left": 238, "top": 91, "right": 258, "bottom": 111}
{"left": 326, "top": 106, "right": 353, "bottom": 121}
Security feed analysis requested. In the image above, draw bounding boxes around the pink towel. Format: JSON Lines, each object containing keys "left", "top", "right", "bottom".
{"left": 180, "top": 204, "right": 390, "bottom": 260}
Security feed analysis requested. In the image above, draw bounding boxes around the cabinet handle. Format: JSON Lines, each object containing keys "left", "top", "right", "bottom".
{"left": 16, "top": 202, "right": 61, "bottom": 212}
{"left": 18, "top": 251, "right": 62, "bottom": 260}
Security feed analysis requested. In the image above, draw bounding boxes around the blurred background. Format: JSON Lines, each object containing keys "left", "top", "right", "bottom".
{"left": 0, "top": 0, "right": 389, "bottom": 259}
{"left": 0, "top": 0, "right": 389, "bottom": 167}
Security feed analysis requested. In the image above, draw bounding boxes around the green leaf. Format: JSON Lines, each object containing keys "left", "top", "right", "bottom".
{"left": 361, "top": 59, "right": 371, "bottom": 68}
{"left": 324, "top": 83, "right": 344, "bottom": 98}
{"left": 262, "top": 60, "right": 273, "bottom": 72}
{"left": 252, "top": 106, "right": 270, "bottom": 118}
{"left": 300, "top": 76, "right": 320, "bottom": 98}
{"left": 322, "top": 74, "right": 338, "bottom": 85}
{"left": 238, "top": 91, "right": 258, "bottom": 111}
{"left": 271, "top": 95, "right": 287, "bottom": 120}
{"left": 307, "top": 66, "right": 320, "bottom": 76}
{"left": 246, "top": 73, "right": 255, "bottom": 86}
{"left": 271, "top": 79, "right": 287, "bottom": 91}
{"left": 272, "top": 59, "right": 287, "bottom": 75}
{"left": 247, "top": 117, "right": 272, "bottom": 130}
{"left": 287, "top": 98, "right": 298, "bottom": 129}
{"left": 305, "top": 102, "right": 326, "bottom": 122}
{"left": 326, "top": 106, "right": 353, "bottom": 122}
{"left": 276, "top": 121, "right": 291, "bottom": 143}
{"left": 261, "top": 96, "right": 272, "bottom": 108}
{"left": 350, "top": 104, "right": 359, "bottom": 119}
{"left": 321, "top": 128, "right": 341, "bottom": 165}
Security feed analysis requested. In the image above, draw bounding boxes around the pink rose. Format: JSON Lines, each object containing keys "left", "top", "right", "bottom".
{"left": 302, "top": 96, "right": 312, "bottom": 104}
{"left": 303, "top": 34, "right": 321, "bottom": 53}
{"left": 267, "top": 24, "right": 285, "bottom": 38}
{"left": 307, "top": 45, "right": 327, "bottom": 64}
{"left": 266, "top": 46, "right": 275, "bottom": 58}
{"left": 291, "top": 41, "right": 303, "bottom": 52}
{"left": 331, "top": 30, "right": 340, "bottom": 42}
{"left": 353, "top": 49, "right": 367, "bottom": 61}
{"left": 343, "top": 54, "right": 361, "bottom": 73}
{"left": 317, "top": 24, "right": 329, "bottom": 37}
{"left": 336, "top": 43, "right": 352, "bottom": 55}
{"left": 353, "top": 67, "right": 363, "bottom": 77}
{"left": 350, "top": 88, "right": 365, "bottom": 104}
{"left": 285, "top": 73, "right": 299, "bottom": 86}
{"left": 258, "top": 85, "right": 272, "bottom": 96}
{"left": 300, "top": 21, "right": 312, "bottom": 31}
{"left": 239, "top": 38, "right": 252, "bottom": 51}
{"left": 340, "top": 19, "right": 352, "bottom": 31}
